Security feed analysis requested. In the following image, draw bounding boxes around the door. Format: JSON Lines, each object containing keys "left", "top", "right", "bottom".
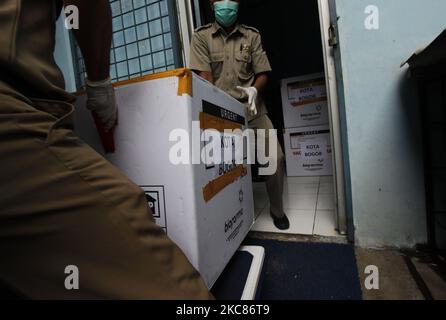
{"left": 318, "top": 0, "right": 353, "bottom": 239}
{"left": 176, "top": 0, "right": 205, "bottom": 68}
{"left": 186, "top": 0, "right": 353, "bottom": 240}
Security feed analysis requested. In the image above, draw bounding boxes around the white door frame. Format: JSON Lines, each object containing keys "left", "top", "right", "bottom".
{"left": 318, "top": 0, "right": 347, "bottom": 235}
{"left": 175, "top": 0, "right": 196, "bottom": 67}
{"left": 55, "top": 12, "right": 77, "bottom": 92}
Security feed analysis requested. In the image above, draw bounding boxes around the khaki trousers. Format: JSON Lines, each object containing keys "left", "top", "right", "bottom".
{"left": 0, "top": 84, "right": 212, "bottom": 299}
{"left": 249, "top": 114, "right": 285, "bottom": 219}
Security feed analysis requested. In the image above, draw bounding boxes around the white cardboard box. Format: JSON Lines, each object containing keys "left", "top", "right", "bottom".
{"left": 281, "top": 73, "right": 329, "bottom": 128}
{"left": 284, "top": 125, "right": 333, "bottom": 176}
{"left": 73, "top": 69, "right": 255, "bottom": 288}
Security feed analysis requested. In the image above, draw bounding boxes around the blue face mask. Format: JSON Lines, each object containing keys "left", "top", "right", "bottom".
{"left": 214, "top": 1, "right": 239, "bottom": 28}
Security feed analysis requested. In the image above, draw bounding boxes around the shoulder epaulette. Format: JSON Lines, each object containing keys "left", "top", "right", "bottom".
{"left": 195, "top": 23, "right": 213, "bottom": 33}
{"left": 241, "top": 24, "right": 260, "bottom": 33}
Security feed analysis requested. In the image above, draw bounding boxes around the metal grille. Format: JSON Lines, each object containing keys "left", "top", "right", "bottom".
{"left": 74, "top": 0, "right": 179, "bottom": 88}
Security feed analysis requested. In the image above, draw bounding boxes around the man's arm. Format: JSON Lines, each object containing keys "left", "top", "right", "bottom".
{"left": 251, "top": 32, "right": 272, "bottom": 93}
{"left": 234, "top": 32, "right": 272, "bottom": 116}
{"left": 253, "top": 73, "right": 268, "bottom": 94}
{"left": 63, "top": 0, "right": 117, "bottom": 133}
{"left": 198, "top": 71, "right": 214, "bottom": 84}
{"left": 190, "top": 32, "right": 214, "bottom": 83}
{"left": 63, "top": 0, "right": 112, "bottom": 81}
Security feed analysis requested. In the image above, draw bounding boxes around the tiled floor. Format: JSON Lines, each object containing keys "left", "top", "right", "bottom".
{"left": 252, "top": 175, "right": 343, "bottom": 237}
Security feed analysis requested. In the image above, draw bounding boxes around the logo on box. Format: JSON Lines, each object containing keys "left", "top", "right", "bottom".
{"left": 142, "top": 186, "right": 167, "bottom": 233}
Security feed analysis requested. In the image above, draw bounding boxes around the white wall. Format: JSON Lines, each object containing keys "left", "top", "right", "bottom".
{"left": 54, "top": 12, "right": 77, "bottom": 92}
{"left": 335, "top": 0, "right": 446, "bottom": 247}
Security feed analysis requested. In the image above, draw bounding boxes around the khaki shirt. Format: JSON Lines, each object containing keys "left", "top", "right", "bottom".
{"left": 0, "top": 0, "right": 74, "bottom": 102}
{"left": 190, "top": 22, "right": 272, "bottom": 121}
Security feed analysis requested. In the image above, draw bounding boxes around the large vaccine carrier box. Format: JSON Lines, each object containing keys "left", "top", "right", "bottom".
{"left": 74, "top": 69, "right": 255, "bottom": 288}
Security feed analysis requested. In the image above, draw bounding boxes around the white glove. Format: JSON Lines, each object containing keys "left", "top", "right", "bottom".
{"left": 85, "top": 77, "right": 118, "bottom": 132}
{"left": 236, "top": 86, "right": 258, "bottom": 116}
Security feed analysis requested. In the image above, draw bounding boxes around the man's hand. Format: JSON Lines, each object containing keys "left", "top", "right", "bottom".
{"left": 236, "top": 86, "right": 258, "bottom": 116}
{"left": 86, "top": 78, "right": 118, "bottom": 132}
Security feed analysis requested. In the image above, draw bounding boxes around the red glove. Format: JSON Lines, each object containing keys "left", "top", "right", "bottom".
{"left": 92, "top": 111, "right": 115, "bottom": 153}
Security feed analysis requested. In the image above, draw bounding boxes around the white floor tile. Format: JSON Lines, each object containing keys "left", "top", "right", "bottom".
{"left": 283, "top": 193, "right": 318, "bottom": 211}
{"left": 286, "top": 176, "right": 320, "bottom": 184}
{"left": 284, "top": 182, "right": 319, "bottom": 195}
{"left": 251, "top": 206, "right": 315, "bottom": 235}
{"left": 319, "top": 182, "right": 334, "bottom": 194}
{"left": 316, "top": 194, "right": 335, "bottom": 210}
{"left": 250, "top": 175, "right": 341, "bottom": 238}
{"left": 313, "top": 210, "right": 339, "bottom": 237}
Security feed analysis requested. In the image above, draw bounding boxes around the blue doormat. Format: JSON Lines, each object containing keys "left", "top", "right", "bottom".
{"left": 243, "top": 238, "right": 363, "bottom": 300}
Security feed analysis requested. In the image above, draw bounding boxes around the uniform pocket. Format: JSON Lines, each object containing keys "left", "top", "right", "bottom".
{"left": 235, "top": 52, "right": 254, "bottom": 80}
{"left": 210, "top": 52, "right": 225, "bottom": 79}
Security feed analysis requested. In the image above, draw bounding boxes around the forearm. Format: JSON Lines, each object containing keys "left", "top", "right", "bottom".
{"left": 253, "top": 73, "right": 268, "bottom": 93}
{"left": 198, "top": 71, "right": 214, "bottom": 84}
{"left": 63, "top": 0, "right": 112, "bottom": 81}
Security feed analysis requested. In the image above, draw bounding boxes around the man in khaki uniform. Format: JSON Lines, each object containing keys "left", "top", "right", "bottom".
{"left": 0, "top": 0, "right": 211, "bottom": 299}
{"left": 190, "top": 0, "right": 289, "bottom": 230}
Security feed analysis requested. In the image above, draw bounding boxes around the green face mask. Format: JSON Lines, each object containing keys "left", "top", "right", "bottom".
{"left": 214, "top": 1, "right": 239, "bottom": 28}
